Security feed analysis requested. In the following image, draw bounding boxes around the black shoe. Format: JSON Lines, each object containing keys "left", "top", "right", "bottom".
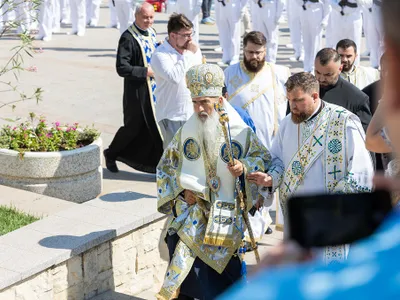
{"left": 265, "top": 227, "right": 273, "bottom": 235}
{"left": 104, "top": 149, "right": 119, "bottom": 173}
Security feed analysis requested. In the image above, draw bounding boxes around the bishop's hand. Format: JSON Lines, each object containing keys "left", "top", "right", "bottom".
{"left": 227, "top": 159, "right": 244, "bottom": 177}
{"left": 247, "top": 172, "right": 273, "bottom": 187}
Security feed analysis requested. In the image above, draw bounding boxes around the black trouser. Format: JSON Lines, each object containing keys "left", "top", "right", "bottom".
{"left": 201, "top": 0, "right": 213, "bottom": 19}
{"left": 166, "top": 233, "right": 242, "bottom": 300}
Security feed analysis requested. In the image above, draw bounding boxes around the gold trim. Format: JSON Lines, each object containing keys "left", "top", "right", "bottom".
{"left": 275, "top": 224, "right": 284, "bottom": 232}
{"left": 228, "top": 62, "right": 268, "bottom": 101}
{"left": 242, "top": 83, "right": 273, "bottom": 109}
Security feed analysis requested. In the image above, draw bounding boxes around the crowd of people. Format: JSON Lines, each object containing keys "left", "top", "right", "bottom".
{"left": 18, "top": 0, "right": 391, "bottom": 298}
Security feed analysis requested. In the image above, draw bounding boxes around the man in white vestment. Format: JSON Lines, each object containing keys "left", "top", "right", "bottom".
{"left": 247, "top": 72, "right": 374, "bottom": 264}
{"left": 175, "top": 0, "right": 202, "bottom": 45}
{"left": 216, "top": 0, "right": 247, "bottom": 66}
{"left": 156, "top": 63, "right": 271, "bottom": 300}
{"left": 326, "top": 0, "right": 362, "bottom": 65}
{"left": 336, "top": 38, "right": 380, "bottom": 90}
{"left": 224, "top": 31, "right": 290, "bottom": 244}
{"left": 295, "top": 0, "right": 331, "bottom": 72}
{"left": 250, "top": 0, "right": 284, "bottom": 63}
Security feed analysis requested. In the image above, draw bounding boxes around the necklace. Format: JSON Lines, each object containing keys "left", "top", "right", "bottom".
{"left": 199, "top": 131, "right": 222, "bottom": 197}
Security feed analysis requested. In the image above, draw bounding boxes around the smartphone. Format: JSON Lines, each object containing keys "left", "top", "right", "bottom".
{"left": 287, "top": 190, "right": 393, "bottom": 248}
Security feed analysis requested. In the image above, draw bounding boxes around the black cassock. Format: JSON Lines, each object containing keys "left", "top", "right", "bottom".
{"left": 319, "top": 77, "right": 372, "bottom": 133}
{"left": 108, "top": 28, "right": 163, "bottom": 174}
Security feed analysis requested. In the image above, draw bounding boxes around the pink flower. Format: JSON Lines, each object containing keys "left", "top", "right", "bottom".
{"left": 74, "top": 123, "right": 79, "bottom": 126}
{"left": 26, "top": 66, "right": 38, "bottom": 72}
{"left": 12, "top": 127, "right": 17, "bottom": 130}
{"left": 56, "top": 127, "right": 61, "bottom": 131}
{"left": 72, "top": 127, "right": 76, "bottom": 131}
{"left": 66, "top": 128, "right": 71, "bottom": 132}
{"left": 39, "top": 119, "right": 45, "bottom": 123}
{"left": 46, "top": 133, "right": 53, "bottom": 138}
{"left": 55, "top": 122, "right": 60, "bottom": 127}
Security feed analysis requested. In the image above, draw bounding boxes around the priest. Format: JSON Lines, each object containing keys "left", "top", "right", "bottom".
{"left": 336, "top": 39, "right": 380, "bottom": 90}
{"left": 224, "top": 31, "right": 290, "bottom": 243}
{"left": 156, "top": 63, "right": 271, "bottom": 300}
{"left": 104, "top": 2, "right": 163, "bottom": 174}
{"left": 248, "top": 72, "right": 374, "bottom": 264}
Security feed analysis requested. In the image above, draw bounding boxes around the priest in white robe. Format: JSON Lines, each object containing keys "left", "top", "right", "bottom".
{"left": 225, "top": 31, "right": 290, "bottom": 243}
{"left": 157, "top": 63, "right": 271, "bottom": 300}
{"left": 336, "top": 38, "right": 380, "bottom": 90}
{"left": 247, "top": 72, "right": 374, "bottom": 265}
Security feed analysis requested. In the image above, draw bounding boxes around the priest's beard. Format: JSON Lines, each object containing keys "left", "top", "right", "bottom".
{"left": 342, "top": 59, "right": 355, "bottom": 72}
{"left": 291, "top": 104, "right": 315, "bottom": 124}
{"left": 197, "top": 110, "right": 221, "bottom": 161}
{"left": 243, "top": 54, "right": 265, "bottom": 73}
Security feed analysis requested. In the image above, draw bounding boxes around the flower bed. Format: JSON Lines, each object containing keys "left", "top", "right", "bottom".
{"left": 0, "top": 114, "right": 103, "bottom": 203}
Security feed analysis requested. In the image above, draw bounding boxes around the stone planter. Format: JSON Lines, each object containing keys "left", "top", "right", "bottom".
{"left": 0, "top": 138, "right": 102, "bottom": 203}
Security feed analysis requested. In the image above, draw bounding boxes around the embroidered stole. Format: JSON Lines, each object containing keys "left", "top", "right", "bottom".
{"left": 228, "top": 62, "right": 280, "bottom": 136}
{"left": 127, "top": 25, "right": 163, "bottom": 139}
{"left": 279, "top": 103, "right": 351, "bottom": 265}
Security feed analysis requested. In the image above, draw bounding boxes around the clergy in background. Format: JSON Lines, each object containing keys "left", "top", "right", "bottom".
{"left": 314, "top": 48, "right": 372, "bottom": 133}
{"left": 336, "top": 39, "right": 380, "bottom": 90}
{"left": 104, "top": 3, "right": 163, "bottom": 174}
{"left": 247, "top": 72, "right": 374, "bottom": 264}
{"left": 224, "top": 31, "right": 290, "bottom": 243}
{"left": 156, "top": 63, "right": 271, "bottom": 300}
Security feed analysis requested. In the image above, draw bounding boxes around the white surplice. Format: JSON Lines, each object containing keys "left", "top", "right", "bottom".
{"left": 224, "top": 61, "right": 290, "bottom": 150}
{"left": 268, "top": 101, "right": 374, "bottom": 264}
{"left": 224, "top": 61, "right": 290, "bottom": 241}
{"left": 340, "top": 64, "right": 380, "bottom": 90}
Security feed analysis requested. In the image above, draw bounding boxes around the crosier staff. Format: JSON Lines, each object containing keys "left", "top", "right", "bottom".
{"left": 214, "top": 102, "right": 261, "bottom": 264}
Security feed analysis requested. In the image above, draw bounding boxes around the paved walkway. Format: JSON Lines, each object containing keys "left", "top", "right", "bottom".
{"left": 0, "top": 6, "right": 370, "bottom": 299}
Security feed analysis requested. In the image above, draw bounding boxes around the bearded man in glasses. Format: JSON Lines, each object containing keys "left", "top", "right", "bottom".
{"left": 224, "top": 31, "right": 290, "bottom": 246}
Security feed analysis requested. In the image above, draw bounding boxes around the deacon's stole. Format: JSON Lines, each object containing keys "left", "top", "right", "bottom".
{"left": 127, "top": 25, "right": 162, "bottom": 138}
{"left": 156, "top": 106, "right": 267, "bottom": 300}
{"left": 227, "top": 62, "right": 288, "bottom": 137}
{"left": 279, "top": 103, "right": 366, "bottom": 265}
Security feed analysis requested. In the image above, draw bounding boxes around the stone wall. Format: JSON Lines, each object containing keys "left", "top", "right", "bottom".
{"left": 0, "top": 217, "right": 169, "bottom": 300}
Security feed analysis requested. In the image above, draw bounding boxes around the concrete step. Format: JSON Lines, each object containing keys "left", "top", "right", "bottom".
{"left": 0, "top": 184, "right": 78, "bottom": 218}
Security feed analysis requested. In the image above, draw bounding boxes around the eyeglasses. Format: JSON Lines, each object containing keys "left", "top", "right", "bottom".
{"left": 174, "top": 31, "right": 195, "bottom": 39}
{"left": 244, "top": 49, "right": 266, "bottom": 57}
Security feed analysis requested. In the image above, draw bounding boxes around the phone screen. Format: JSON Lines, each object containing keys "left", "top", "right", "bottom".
{"left": 288, "top": 190, "right": 393, "bottom": 248}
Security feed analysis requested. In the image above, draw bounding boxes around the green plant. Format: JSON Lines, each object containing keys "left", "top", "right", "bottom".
{"left": 0, "top": 205, "right": 39, "bottom": 236}
{"left": 0, "top": 113, "right": 100, "bottom": 154}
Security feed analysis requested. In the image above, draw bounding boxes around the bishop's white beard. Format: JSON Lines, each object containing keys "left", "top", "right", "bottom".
{"left": 197, "top": 110, "right": 222, "bottom": 162}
